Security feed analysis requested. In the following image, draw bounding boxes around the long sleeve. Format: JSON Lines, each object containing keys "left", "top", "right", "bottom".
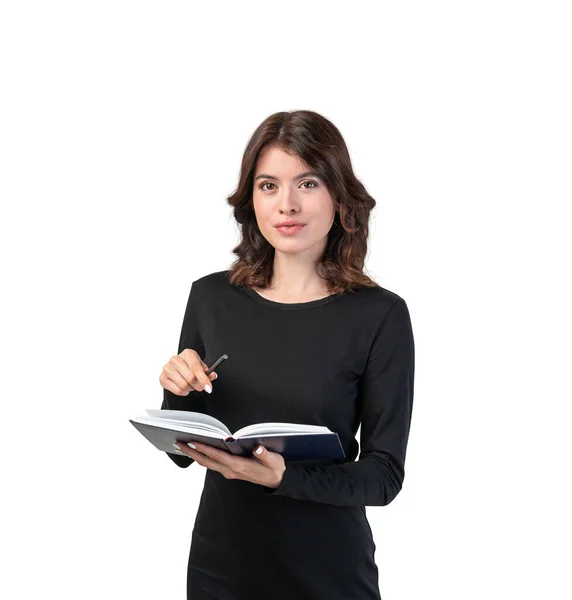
{"left": 161, "top": 280, "right": 209, "bottom": 468}
{"left": 262, "top": 297, "right": 415, "bottom": 506}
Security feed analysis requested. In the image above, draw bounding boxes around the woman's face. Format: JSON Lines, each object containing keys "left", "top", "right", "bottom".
{"left": 252, "top": 145, "right": 336, "bottom": 256}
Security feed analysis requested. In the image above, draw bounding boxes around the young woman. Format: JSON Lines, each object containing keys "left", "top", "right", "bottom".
{"left": 159, "top": 109, "right": 415, "bottom": 599}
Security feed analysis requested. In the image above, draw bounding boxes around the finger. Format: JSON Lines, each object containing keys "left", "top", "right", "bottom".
{"left": 188, "top": 442, "right": 234, "bottom": 465}
{"left": 172, "top": 355, "right": 203, "bottom": 391}
{"left": 189, "top": 361, "right": 214, "bottom": 394}
{"left": 174, "top": 442, "right": 194, "bottom": 457}
{"left": 175, "top": 442, "right": 215, "bottom": 466}
{"left": 160, "top": 372, "right": 186, "bottom": 396}
{"left": 184, "top": 445, "right": 234, "bottom": 475}
{"left": 160, "top": 370, "right": 190, "bottom": 396}
{"left": 201, "top": 360, "right": 218, "bottom": 381}
{"left": 178, "top": 353, "right": 212, "bottom": 393}
{"left": 164, "top": 381, "right": 187, "bottom": 395}
{"left": 189, "top": 443, "right": 266, "bottom": 482}
{"left": 190, "top": 442, "right": 254, "bottom": 473}
{"left": 164, "top": 361, "right": 195, "bottom": 393}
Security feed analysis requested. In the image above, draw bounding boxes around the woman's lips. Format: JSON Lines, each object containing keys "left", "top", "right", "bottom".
{"left": 275, "top": 224, "right": 305, "bottom": 235}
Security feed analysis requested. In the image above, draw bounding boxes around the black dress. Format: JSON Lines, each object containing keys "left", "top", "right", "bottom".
{"left": 161, "top": 270, "right": 415, "bottom": 599}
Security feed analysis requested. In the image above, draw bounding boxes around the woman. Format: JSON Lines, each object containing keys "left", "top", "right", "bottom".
{"left": 159, "top": 109, "right": 415, "bottom": 599}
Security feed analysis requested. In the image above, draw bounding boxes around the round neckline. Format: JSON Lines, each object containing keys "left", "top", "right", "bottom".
{"left": 242, "top": 286, "right": 344, "bottom": 311}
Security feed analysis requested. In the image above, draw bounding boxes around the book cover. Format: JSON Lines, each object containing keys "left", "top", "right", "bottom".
{"left": 129, "top": 409, "right": 346, "bottom": 462}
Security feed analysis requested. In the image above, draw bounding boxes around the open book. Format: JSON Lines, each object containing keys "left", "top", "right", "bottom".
{"left": 130, "top": 409, "right": 346, "bottom": 461}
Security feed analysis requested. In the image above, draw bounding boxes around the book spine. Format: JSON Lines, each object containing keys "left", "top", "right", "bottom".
{"left": 223, "top": 437, "right": 246, "bottom": 456}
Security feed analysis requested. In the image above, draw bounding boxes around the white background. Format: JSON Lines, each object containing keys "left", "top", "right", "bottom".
{"left": 1, "top": 1, "right": 570, "bottom": 599}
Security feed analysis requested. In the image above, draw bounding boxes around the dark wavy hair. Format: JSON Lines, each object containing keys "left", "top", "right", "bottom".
{"left": 227, "top": 110, "right": 380, "bottom": 295}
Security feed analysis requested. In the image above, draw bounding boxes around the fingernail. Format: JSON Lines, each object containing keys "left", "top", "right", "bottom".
{"left": 255, "top": 447, "right": 263, "bottom": 455}
{"left": 204, "top": 384, "right": 212, "bottom": 394}
{"left": 187, "top": 442, "right": 196, "bottom": 449}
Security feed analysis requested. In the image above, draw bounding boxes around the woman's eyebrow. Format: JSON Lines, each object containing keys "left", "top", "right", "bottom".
{"left": 254, "top": 171, "right": 320, "bottom": 181}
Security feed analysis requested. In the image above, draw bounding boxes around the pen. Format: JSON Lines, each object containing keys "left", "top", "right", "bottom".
{"left": 205, "top": 353, "right": 228, "bottom": 375}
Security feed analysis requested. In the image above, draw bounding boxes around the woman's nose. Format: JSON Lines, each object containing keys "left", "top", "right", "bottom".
{"left": 278, "top": 188, "right": 299, "bottom": 212}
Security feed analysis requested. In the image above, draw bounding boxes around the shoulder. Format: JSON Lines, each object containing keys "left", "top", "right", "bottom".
{"left": 350, "top": 283, "right": 407, "bottom": 313}
{"left": 191, "top": 269, "right": 233, "bottom": 295}
{"left": 348, "top": 286, "right": 414, "bottom": 354}
{"left": 347, "top": 284, "right": 412, "bottom": 338}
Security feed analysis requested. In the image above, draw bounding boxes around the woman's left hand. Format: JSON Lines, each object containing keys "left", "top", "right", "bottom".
{"left": 175, "top": 441, "right": 286, "bottom": 489}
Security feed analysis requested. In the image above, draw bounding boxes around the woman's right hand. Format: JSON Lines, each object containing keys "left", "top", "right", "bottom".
{"left": 159, "top": 348, "right": 218, "bottom": 396}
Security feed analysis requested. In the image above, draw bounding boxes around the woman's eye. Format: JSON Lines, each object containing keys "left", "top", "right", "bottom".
{"left": 259, "top": 180, "right": 318, "bottom": 191}
{"left": 301, "top": 180, "right": 318, "bottom": 189}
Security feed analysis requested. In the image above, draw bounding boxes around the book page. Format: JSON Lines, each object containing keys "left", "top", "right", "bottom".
{"left": 144, "top": 409, "right": 231, "bottom": 435}
{"left": 238, "top": 430, "right": 334, "bottom": 440}
{"left": 133, "top": 416, "right": 229, "bottom": 438}
{"left": 232, "top": 422, "right": 332, "bottom": 438}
